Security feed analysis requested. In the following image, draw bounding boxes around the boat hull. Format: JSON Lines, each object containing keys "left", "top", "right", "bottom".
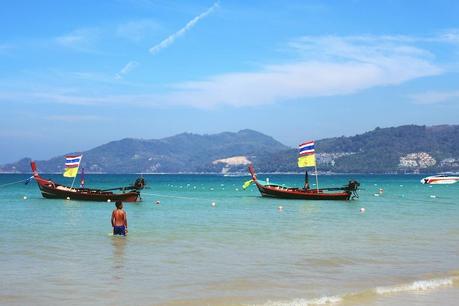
{"left": 31, "top": 161, "right": 142, "bottom": 202}
{"left": 421, "top": 175, "right": 459, "bottom": 185}
{"left": 38, "top": 184, "right": 140, "bottom": 202}
{"left": 256, "top": 184, "right": 351, "bottom": 200}
{"left": 247, "top": 165, "right": 357, "bottom": 201}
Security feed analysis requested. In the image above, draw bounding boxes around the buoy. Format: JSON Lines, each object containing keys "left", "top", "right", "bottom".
{"left": 360, "top": 208, "right": 365, "bottom": 213}
{"left": 155, "top": 200, "right": 160, "bottom": 205}
{"left": 107, "top": 199, "right": 111, "bottom": 202}
{"left": 210, "top": 188, "right": 214, "bottom": 191}
{"left": 23, "top": 196, "right": 27, "bottom": 200}
{"left": 374, "top": 193, "right": 379, "bottom": 197}
{"left": 266, "top": 178, "right": 270, "bottom": 184}
{"left": 66, "top": 197, "right": 70, "bottom": 200}
{"left": 400, "top": 185, "right": 404, "bottom": 187}
{"left": 235, "top": 188, "right": 239, "bottom": 191}
{"left": 211, "top": 202, "right": 216, "bottom": 207}
{"left": 278, "top": 205, "right": 283, "bottom": 211}
{"left": 430, "top": 195, "right": 436, "bottom": 198}
{"left": 379, "top": 188, "right": 384, "bottom": 194}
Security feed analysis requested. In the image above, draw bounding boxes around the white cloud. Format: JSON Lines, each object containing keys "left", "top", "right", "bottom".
{"left": 47, "top": 115, "right": 104, "bottom": 122}
{"left": 56, "top": 28, "right": 101, "bottom": 52}
{"left": 0, "top": 43, "right": 14, "bottom": 53}
{"left": 153, "top": 35, "right": 442, "bottom": 108}
{"left": 1, "top": 33, "right": 453, "bottom": 109}
{"left": 116, "top": 19, "right": 160, "bottom": 42}
{"left": 115, "top": 61, "right": 139, "bottom": 79}
{"left": 149, "top": 1, "right": 219, "bottom": 55}
{"left": 410, "top": 90, "right": 459, "bottom": 104}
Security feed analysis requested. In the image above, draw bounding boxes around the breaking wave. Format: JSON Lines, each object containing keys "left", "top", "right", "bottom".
{"left": 253, "top": 274, "right": 459, "bottom": 306}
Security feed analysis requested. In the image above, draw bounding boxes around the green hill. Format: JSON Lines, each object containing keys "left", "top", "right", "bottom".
{"left": 1, "top": 125, "right": 458, "bottom": 174}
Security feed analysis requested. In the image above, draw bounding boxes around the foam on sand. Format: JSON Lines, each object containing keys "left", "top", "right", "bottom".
{"left": 253, "top": 274, "right": 459, "bottom": 306}
{"left": 375, "top": 277, "right": 456, "bottom": 295}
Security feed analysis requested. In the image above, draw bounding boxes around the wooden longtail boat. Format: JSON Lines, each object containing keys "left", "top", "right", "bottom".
{"left": 248, "top": 165, "right": 359, "bottom": 200}
{"left": 31, "top": 161, "right": 144, "bottom": 202}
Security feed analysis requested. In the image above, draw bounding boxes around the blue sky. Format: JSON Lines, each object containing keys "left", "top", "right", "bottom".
{"left": 1, "top": 0, "right": 459, "bottom": 163}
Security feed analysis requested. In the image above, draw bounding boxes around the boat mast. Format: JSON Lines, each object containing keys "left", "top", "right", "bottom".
{"left": 70, "top": 154, "right": 83, "bottom": 189}
{"left": 314, "top": 163, "right": 319, "bottom": 191}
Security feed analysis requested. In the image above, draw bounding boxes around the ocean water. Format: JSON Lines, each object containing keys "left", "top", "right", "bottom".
{"left": 0, "top": 173, "right": 458, "bottom": 306}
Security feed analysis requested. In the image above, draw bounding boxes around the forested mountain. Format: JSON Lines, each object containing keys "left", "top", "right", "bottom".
{"left": 1, "top": 125, "right": 458, "bottom": 174}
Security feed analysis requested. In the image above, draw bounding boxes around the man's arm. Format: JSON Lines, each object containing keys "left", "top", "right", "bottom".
{"left": 111, "top": 210, "right": 115, "bottom": 227}
{"left": 124, "top": 211, "right": 128, "bottom": 228}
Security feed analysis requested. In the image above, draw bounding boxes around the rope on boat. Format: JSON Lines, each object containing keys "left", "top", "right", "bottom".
{"left": 142, "top": 192, "right": 213, "bottom": 202}
{"left": 0, "top": 176, "right": 34, "bottom": 188}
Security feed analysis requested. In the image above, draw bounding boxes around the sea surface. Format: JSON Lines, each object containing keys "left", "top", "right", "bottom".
{"left": 0, "top": 173, "right": 458, "bottom": 306}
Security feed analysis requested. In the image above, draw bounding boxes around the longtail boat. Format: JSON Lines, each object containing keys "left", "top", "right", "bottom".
{"left": 31, "top": 161, "right": 144, "bottom": 202}
{"left": 247, "top": 165, "right": 359, "bottom": 200}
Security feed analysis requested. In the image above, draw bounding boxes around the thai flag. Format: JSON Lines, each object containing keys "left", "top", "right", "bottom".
{"left": 299, "top": 141, "right": 315, "bottom": 156}
{"left": 65, "top": 155, "right": 82, "bottom": 168}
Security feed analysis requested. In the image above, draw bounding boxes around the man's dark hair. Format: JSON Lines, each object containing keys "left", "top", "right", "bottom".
{"left": 115, "top": 200, "right": 123, "bottom": 209}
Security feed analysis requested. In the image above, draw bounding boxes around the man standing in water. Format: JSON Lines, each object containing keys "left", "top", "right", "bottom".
{"left": 111, "top": 201, "right": 128, "bottom": 236}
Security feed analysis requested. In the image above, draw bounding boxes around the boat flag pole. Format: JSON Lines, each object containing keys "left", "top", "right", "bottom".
{"left": 314, "top": 163, "right": 319, "bottom": 191}
{"left": 70, "top": 154, "right": 83, "bottom": 189}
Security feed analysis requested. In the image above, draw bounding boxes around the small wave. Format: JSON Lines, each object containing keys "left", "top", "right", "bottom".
{"left": 254, "top": 275, "right": 459, "bottom": 306}
{"left": 375, "top": 277, "right": 455, "bottom": 295}
{"left": 255, "top": 295, "right": 342, "bottom": 306}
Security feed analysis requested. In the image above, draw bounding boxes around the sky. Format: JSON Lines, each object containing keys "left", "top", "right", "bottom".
{"left": 1, "top": 0, "right": 459, "bottom": 163}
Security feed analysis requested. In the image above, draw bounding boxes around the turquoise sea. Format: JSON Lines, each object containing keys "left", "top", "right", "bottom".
{"left": 1, "top": 173, "right": 458, "bottom": 305}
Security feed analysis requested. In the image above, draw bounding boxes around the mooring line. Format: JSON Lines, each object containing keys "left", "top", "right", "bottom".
{"left": 142, "top": 192, "right": 212, "bottom": 201}
{"left": 0, "top": 176, "right": 33, "bottom": 188}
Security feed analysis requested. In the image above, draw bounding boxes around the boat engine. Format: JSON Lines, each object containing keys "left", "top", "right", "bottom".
{"left": 133, "top": 177, "right": 145, "bottom": 190}
{"left": 346, "top": 180, "right": 360, "bottom": 199}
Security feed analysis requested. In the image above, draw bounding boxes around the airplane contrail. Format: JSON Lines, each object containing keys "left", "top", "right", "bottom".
{"left": 149, "top": 1, "right": 219, "bottom": 55}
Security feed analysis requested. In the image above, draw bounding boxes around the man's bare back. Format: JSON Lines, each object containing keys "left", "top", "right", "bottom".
{"left": 111, "top": 201, "right": 128, "bottom": 235}
{"left": 112, "top": 209, "right": 127, "bottom": 226}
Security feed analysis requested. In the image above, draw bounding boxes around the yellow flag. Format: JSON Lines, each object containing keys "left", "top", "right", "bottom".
{"left": 63, "top": 167, "right": 79, "bottom": 177}
{"left": 298, "top": 154, "right": 316, "bottom": 168}
{"left": 242, "top": 179, "right": 253, "bottom": 190}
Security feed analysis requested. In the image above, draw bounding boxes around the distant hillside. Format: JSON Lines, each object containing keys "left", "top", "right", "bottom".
{"left": 254, "top": 125, "right": 459, "bottom": 173}
{"left": 1, "top": 125, "right": 458, "bottom": 174}
{"left": 0, "top": 129, "right": 288, "bottom": 173}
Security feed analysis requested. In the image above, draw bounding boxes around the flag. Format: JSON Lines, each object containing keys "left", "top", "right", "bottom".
{"left": 63, "top": 155, "right": 82, "bottom": 177}
{"left": 298, "top": 141, "right": 316, "bottom": 168}
{"left": 242, "top": 179, "right": 253, "bottom": 190}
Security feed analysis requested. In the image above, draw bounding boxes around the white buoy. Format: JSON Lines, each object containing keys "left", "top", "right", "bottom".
{"left": 107, "top": 199, "right": 111, "bottom": 202}
{"left": 23, "top": 196, "right": 27, "bottom": 200}
{"left": 379, "top": 188, "right": 384, "bottom": 194}
{"left": 210, "top": 188, "right": 214, "bottom": 191}
{"left": 374, "top": 193, "right": 379, "bottom": 197}
{"left": 360, "top": 208, "right": 366, "bottom": 213}
{"left": 235, "top": 188, "right": 239, "bottom": 191}
{"left": 400, "top": 185, "right": 404, "bottom": 187}
{"left": 155, "top": 200, "right": 160, "bottom": 205}
{"left": 66, "top": 197, "right": 70, "bottom": 200}
{"left": 266, "top": 178, "right": 270, "bottom": 184}
{"left": 278, "top": 205, "right": 283, "bottom": 211}
{"left": 430, "top": 195, "right": 436, "bottom": 198}
{"left": 211, "top": 202, "right": 216, "bottom": 207}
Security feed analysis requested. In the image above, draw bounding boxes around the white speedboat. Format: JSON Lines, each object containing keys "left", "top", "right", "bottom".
{"left": 421, "top": 174, "right": 459, "bottom": 184}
